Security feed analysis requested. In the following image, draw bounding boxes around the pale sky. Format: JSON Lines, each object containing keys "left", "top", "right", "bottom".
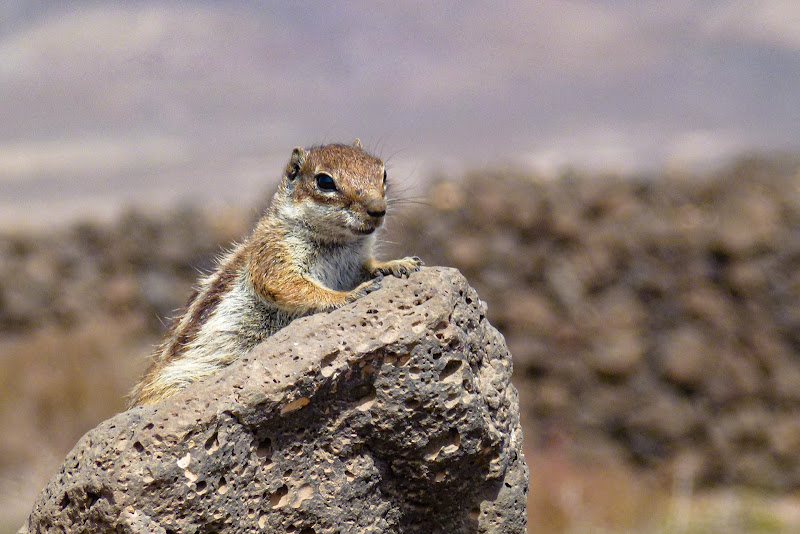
{"left": 1, "top": 1, "right": 799, "bottom": 227}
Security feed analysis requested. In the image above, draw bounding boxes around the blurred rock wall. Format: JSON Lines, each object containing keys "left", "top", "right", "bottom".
{"left": 0, "top": 208, "right": 247, "bottom": 336}
{"left": 2, "top": 156, "right": 800, "bottom": 490}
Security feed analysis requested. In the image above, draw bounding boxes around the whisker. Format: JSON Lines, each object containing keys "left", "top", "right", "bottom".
{"left": 372, "top": 137, "right": 385, "bottom": 156}
{"left": 386, "top": 192, "right": 426, "bottom": 205}
{"left": 387, "top": 198, "right": 431, "bottom": 207}
{"left": 384, "top": 146, "right": 409, "bottom": 164}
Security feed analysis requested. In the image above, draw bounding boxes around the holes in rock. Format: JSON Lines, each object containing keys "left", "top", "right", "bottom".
{"left": 143, "top": 423, "right": 154, "bottom": 431}
{"left": 177, "top": 453, "right": 192, "bottom": 470}
{"left": 408, "top": 366, "right": 421, "bottom": 377}
{"left": 59, "top": 493, "right": 70, "bottom": 510}
{"left": 218, "top": 476, "right": 229, "bottom": 495}
{"left": 321, "top": 353, "right": 337, "bottom": 368}
{"left": 442, "top": 430, "right": 462, "bottom": 455}
{"left": 86, "top": 490, "right": 100, "bottom": 507}
{"left": 396, "top": 354, "right": 411, "bottom": 366}
{"left": 196, "top": 480, "right": 207, "bottom": 494}
{"left": 405, "top": 398, "right": 421, "bottom": 409}
{"left": 269, "top": 485, "right": 289, "bottom": 507}
{"left": 352, "top": 385, "right": 377, "bottom": 412}
{"left": 281, "top": 397, "right": 310, "bottom": 415}
{"left": 205, "top": 431, "right": 220, "bottom": 454}
{"left": 133, "top": 441, "right": 144, "bottom": 453}
{"left": 256, "top": 438, "right": 272, "bottom": 463}
{"left": 445, "top": 393, "right": 460, "bottom": 409}
{"left": 424, "top": 429, "right": 462, "bottom": 460}
{"left": 296, "top": 484, "right": 313, "bottom": 505}
{"left": 300, "top": 528, "right": 316, "bottom": 534}
{"left": 439, "top": 360, "right": 462, "bottom": 382}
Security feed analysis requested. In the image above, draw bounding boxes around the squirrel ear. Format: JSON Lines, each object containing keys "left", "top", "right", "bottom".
{"left": 352, "top": 138, "right": 364, "bottom": 150}
{"left": 287, "top": 147, "right": 306, "bottom": 181}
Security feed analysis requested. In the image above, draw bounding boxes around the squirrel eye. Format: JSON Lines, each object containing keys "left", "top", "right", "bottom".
{"left": 315, "top": 173, "right": 337, "bottom": 192}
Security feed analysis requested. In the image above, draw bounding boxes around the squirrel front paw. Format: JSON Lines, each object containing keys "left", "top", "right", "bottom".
{"left": 345, "top": 275, "right": 384, "bottom": 303}
{"left": 369, "top": 256, "right": 423, "bottom": 279}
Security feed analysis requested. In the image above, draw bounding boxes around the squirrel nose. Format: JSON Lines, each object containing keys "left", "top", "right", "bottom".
{"left": 365, "top": 198, "right": 386, "bottom": 218}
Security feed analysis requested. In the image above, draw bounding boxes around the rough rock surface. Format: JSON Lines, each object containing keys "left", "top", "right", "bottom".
{"left": 21, "top": 267, "right": 528, "bottom": 534}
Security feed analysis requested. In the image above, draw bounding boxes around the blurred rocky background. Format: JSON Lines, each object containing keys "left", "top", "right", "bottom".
{"left": 3, "top": 156, "right": 800, "bottom": 532}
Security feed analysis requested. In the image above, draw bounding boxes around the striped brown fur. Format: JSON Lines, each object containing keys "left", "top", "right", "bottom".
{"left": 129, "top": 141, "right": 421, "bottom": 406}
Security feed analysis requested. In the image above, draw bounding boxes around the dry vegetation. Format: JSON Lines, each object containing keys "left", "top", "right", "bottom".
{"left": 2, "top": 155, "right": 800, "bottom": 532}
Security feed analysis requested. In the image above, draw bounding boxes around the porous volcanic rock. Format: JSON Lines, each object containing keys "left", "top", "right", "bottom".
{"left": 20, "top": 267, "right": 528, "bottom": 534}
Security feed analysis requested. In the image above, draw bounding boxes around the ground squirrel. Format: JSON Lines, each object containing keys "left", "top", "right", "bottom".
{"left": 129, "top": 140, "right": 421, "bottom": 406}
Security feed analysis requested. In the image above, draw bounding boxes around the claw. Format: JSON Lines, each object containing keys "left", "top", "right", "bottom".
{"left": 368, "top": 256, "right": 422, "bottom": 279}
{"left": 346, "top": 275, "right": 384, "bottom": 303}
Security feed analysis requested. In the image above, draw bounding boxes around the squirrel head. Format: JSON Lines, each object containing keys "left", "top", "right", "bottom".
{"left": 278, "top": 140, "right": 388, "bottom": 243}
